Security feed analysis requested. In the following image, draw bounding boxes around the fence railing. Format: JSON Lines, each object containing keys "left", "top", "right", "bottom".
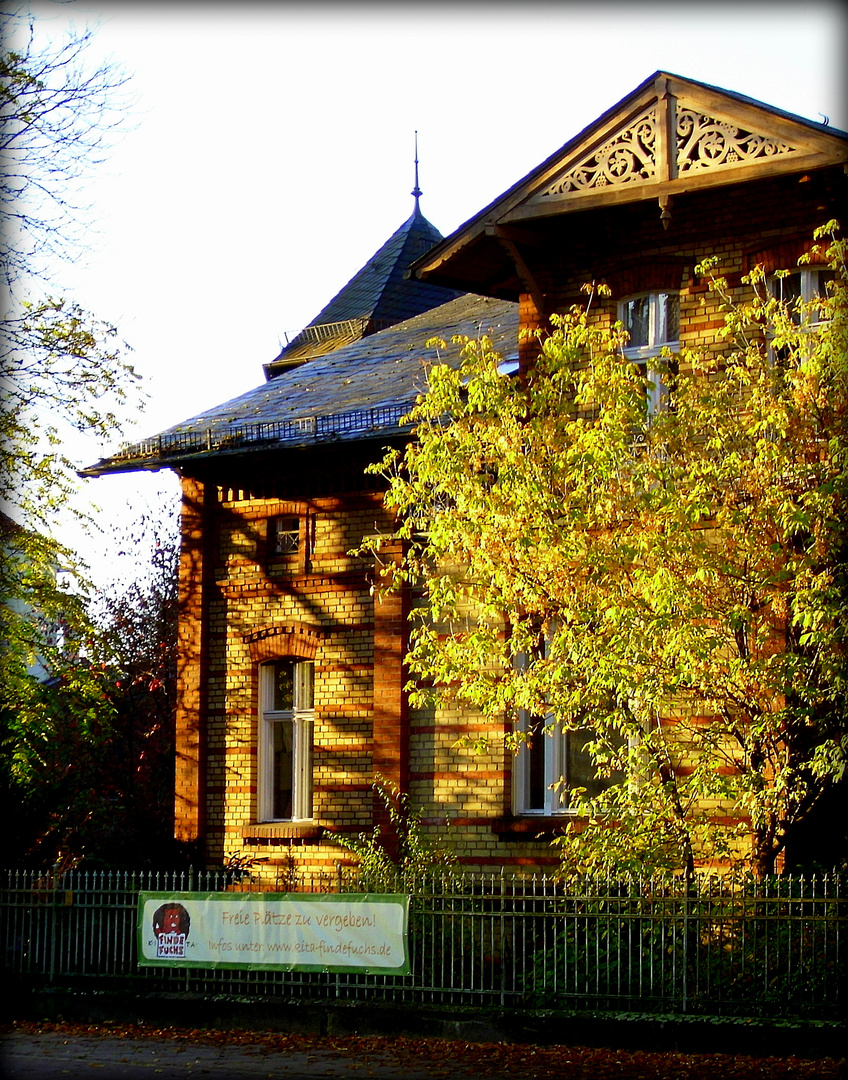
{"left": 107, "top": 401, "right": 417, "bottom": 466}
{"left": 2, "top": 867, "right": 844, "bottom": 1019}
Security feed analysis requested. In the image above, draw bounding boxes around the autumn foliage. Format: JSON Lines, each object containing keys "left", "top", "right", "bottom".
{"left": 370, "top": 224, "right": 848, "bottom": 878}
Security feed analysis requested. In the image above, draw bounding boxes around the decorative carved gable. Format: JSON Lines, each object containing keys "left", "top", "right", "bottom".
{"left": 409, "top": 72, "right": 847, "bottom": 303}
{"left": 503, "top": 74, "right": 846, "bottom": 223}
{"left": 545, "top": 102, "right": 803, "bottom": 199}
{"left": 546, "top": 106, "right": 659, "bottom": 194}
{"left": 675, "top": 103, "right": 798, "bottom": 174}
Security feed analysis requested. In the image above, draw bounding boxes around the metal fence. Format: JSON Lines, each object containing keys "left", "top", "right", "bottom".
{"left": 2, "top": 867, "right": 844, "bottom": 1019}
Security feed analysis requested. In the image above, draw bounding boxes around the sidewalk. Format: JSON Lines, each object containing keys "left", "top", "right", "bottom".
{"left": 2, "top": 1023, "right": 846, "bottom": 1080}
{"left": 4, "top": 1027, "right": 477, "bottom": 1079}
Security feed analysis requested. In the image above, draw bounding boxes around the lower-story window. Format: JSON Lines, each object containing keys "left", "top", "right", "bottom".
{"left": 513, "top": 712, "right": 614, "bottom": 815}
{"left": 259, "top": 659, "right": 314, "bottom": 821}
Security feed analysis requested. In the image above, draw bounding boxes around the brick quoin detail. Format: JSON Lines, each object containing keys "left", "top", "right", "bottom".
{"left": 174, "top": 475, "right": 215, "bottom": 848}
{"left": 518, "top": 293, "right": 546, "bottom": 370}
{"left": 371, "top": 543, "right": 410, "bottom": 859}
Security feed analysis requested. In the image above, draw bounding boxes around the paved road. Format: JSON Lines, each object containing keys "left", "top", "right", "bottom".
{"left": 2, "top": 1029, "right": 477, "bottom": 1079}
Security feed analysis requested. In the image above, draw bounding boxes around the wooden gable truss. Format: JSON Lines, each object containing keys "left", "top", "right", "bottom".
{"left": 508, "top": 73, "right": 845, "bottom": 222}
{"left": 412, "top": 73, "right": 847, "bottom": 306}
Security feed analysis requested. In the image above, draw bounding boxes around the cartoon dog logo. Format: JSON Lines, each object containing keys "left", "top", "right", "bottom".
{"left": 152, "top": 902, "right": 191, "bottom": 959}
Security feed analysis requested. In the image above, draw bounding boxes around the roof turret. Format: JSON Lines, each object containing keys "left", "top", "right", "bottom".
{"left": 266, "top": 166, "right": 462, "bottom": 377}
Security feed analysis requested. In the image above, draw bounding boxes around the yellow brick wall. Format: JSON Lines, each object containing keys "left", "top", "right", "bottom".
{"left": 176, "top": 170, "right": 843, "bottom": 883}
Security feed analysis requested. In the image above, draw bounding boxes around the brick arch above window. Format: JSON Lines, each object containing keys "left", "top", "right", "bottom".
{"left": 243, "top": 623, "right": 323, "bottom": 664}
{"left": 743, "top": 237, "right": 828, "bottom": 276}
{"left": 601, "top": 256, "right": 688, "bottom": 299}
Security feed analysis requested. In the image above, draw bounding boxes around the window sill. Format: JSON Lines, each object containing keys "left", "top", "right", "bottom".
{"left": 242, "top": 823, "right": 323, "bottom": 842}
{"left": 491, "top": 816, "right": 572, "bottom": 840}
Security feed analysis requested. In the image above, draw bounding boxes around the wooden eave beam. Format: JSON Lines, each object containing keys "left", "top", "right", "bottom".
{"left": 486, "top": 225, "right": 546, "bottom": 315}
{"left": 484, "top": 223, "right": 545, "bottom": 247}
{"left": 411, "top": 91, "right": 659, "bottom": 284}
{"left": 503, "top": 152, "right": 845, "bottom": 223}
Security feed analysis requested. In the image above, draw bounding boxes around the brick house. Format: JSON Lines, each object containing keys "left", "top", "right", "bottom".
{"left": 85, "top": 73, "right": 846, "bottom": 881}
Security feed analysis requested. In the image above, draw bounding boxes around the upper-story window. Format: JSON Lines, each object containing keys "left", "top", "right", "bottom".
{"left": 258, "top": 659, "right": 314, "bottom": 821}
{"left": 619, "top": 291, "right": 680, "bottom": 416}
{"left": 266, "top": 511, "right": 315, "bottom": 571}
{"left": 769, "top": 268, "right": 835, "bottom": 326}
{"left": 270, "top": 515, "right": 300, "bottom": 556}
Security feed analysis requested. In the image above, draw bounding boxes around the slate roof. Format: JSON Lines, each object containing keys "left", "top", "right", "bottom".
{"left": 82, "top": 294, "right": 518, "bottom": 477}
{"left": 265, "top": 206, "right": 463, "bottom": 375}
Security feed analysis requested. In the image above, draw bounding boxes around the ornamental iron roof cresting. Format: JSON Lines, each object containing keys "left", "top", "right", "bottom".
{"left": 108, "top": 402, "right": 418, "bottom": 464}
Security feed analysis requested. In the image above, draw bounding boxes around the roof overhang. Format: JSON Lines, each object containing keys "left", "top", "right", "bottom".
{"left": 411, "top": 72, "right": 848, "bottom": 296}
{"left": 79, "top": 405, "right": 418, "bottom": 478}
{"left": 81, "top": 295, "right": 519, "bottom": 479}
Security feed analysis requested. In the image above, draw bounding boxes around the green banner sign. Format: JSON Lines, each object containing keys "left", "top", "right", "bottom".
{"left": 137, "top": 892, "right": 410, "bottom": 974}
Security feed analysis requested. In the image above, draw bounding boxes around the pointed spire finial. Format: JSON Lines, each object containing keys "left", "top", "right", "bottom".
{"left": 411, "top": 130, "right": 422, "bottom": 211}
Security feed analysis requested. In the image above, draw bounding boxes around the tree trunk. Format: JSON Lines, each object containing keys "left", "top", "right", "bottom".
{"left": 752, "top": 829, "right": 778, "bottom": 877}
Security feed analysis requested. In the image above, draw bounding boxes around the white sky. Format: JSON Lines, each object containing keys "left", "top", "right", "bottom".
{"left": 18, "top": 0, "right": 848, "bottom": 590}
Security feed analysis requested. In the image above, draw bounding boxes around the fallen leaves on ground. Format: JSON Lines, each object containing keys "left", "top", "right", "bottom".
{"left": 5, "top": 1019, "right": 845, "bottom": 1079}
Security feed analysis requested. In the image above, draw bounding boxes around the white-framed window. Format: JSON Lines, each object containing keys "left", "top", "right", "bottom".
{"left": 258, "top": 659, "right": 314, "bottom": 821}
{"left": 619, "top": 291, "right": 680, "bottom": 416}
{"left": 511, "top": 631, "right": 622, "bottom": 816}
{"left": 269, "top": 515, "right": 300, "bottom": 556}
{"left": 769, "top": 268, "right": 835, "bottom": 326}
{"left": 513, "top": 713, "right": 612, "bottom": 816}
{"left": 267, "top": 513, "right": 315, "bottom": 572}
